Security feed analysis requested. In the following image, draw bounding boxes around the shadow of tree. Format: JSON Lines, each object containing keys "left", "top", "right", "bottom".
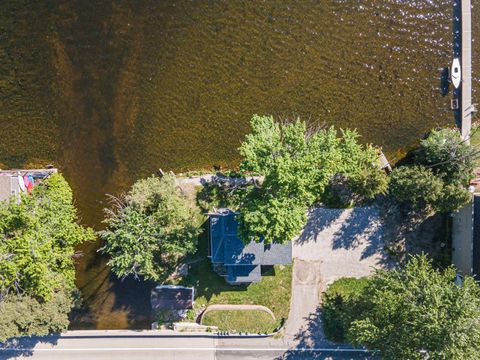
{"left": 296, "top": 206, "right": 393, "bottom": 268}
{"left": 277, "top": 306, "right": 378, "bottom": 360}
{"left": 295, "top": 208, "right": 344, "bottom": 246}
{"left": 331, "top": 208, "right": 381, "bottom": 252}
{"left": 0, "top": 335, "right": 60, "bottom": 359}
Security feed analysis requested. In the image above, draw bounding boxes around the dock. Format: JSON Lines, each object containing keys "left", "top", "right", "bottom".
{"left": 453, "top": 0, "right": 475, "bottom": 141}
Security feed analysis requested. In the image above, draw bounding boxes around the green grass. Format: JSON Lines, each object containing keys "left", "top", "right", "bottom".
{"left": 180, "top": 256, "right": 291, "bottom": 333}
{"left": 201, "top": 309, "right": 276, "bottom": 333}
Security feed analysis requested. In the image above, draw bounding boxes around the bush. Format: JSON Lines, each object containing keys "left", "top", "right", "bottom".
{"left": 321, "top": 277, "right": 370, "bottom": 342}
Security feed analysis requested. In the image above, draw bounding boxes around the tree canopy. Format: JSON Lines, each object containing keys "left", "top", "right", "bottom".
{"left": 389, "top": 129, "right": 473, "bottom": 213}
{"left": 0, "top": 173, "right": 94, "bottom": 300}
{"left": 415, "top": 128, "right": 476, "bottom": 184}
{"left": 0, "top": 173, "right": 94, "bottom": 340}
{"left": 348, "top": 255, "right": 480, "bottom": 360}
{"left": 100, "top": 174, "right": 200, "bottom": 282}
{"left": 237, "top": 115, "right": 387, "bottom": 243}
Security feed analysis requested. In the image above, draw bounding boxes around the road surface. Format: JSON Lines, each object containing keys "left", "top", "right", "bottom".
{"left": 0, "top": 331, "right": 377, "bottom": 360}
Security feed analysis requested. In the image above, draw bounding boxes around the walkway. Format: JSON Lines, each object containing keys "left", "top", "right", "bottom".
{"left": 452, "top": 0, "right": 473, "bottom": 140}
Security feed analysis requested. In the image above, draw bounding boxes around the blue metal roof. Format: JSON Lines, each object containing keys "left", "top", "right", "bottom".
{"left": 226, "top": 265, "right": 262, "bottom": 284}
{"left": 209, "top": 209, "right": 292, "bottom": 267}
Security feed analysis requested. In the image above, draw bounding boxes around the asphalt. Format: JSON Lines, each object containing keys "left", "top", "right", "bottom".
{"left": 0, "top": 331, "right": 377, "bottom": 360}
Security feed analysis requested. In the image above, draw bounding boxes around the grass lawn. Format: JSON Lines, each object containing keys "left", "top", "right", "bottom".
{"left": 201, "top": 309, "right": 277, "bottom": 333}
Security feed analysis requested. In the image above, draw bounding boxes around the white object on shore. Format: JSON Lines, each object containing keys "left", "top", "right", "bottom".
{"left": 17, "top": 175, "right": 25, "bottom": 192}
{"left": 451, "top": 58, "right": 461, "bottom": 88}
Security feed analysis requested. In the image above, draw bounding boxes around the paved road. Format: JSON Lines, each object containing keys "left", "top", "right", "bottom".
{"left": 0, "top": 331, "right": 377, "bottom": 360}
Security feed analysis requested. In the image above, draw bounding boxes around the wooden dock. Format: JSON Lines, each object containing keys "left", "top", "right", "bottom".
{"left": 453, "top": 0, "right": 475, "bottom": 141}
{"left": 461, "top": 0, "right": 473, "bottom": 141}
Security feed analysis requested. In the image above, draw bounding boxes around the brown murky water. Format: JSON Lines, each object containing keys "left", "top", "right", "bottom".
{"left": 0, "top": 0, "right": 478, "bottom": 329}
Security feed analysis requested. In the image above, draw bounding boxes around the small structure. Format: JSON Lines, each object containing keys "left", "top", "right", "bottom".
{"left": 151, "top": 285, "right": 194, "bottom": 311}
{"left": 208, "top": 208, "right": 292, "bottom": 285}
{"left": 0, "top": 168, "right": 57, "bottom": 202}
{"left": 151, "top": 285, "right": 194, "bottom": 321}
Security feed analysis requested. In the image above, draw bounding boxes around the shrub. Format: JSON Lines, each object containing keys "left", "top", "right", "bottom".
{"left": 321, "top": 277, "right": 370, "bottom": 342}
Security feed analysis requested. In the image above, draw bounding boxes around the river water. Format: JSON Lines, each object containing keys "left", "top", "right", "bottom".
{"left": 0, "top": 0, "right": 478, "bottom": 329}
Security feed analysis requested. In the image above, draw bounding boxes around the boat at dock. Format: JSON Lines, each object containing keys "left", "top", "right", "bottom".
{"left": 451, "top": 58, "right": 461, "bottom": 88}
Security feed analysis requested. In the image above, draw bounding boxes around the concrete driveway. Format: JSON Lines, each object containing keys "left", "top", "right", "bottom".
{"left": 284, "top": 206, "right": 390, "bottom": 347}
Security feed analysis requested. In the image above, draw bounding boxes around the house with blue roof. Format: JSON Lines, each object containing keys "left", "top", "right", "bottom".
{"left": 208, "top": 208, "right": 292, "bottom": 285}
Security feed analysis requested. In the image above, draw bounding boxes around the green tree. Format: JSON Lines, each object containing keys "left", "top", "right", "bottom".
{"left": 389, "top": 166, "right": 443, "bottom": 211}
{"left": 0, "top": 173, "right": 94, "bottom": 300}
{"left": 416, "top": 128, "right": 476, "bottom": 184}
{"left": 389, "top": 166, "right": 471, "bottom": 213}
{"left": 237, "top": 115, "right": 387, "bottom": 243}
{"left": 0, "top": 173, "right": 94, "bottom": 340}
{"left": 0, "top": 285, "right": 73, "bottom": 342}
{"left": 348, "top": 255, "right": 480, "bottom": 360}
{"left": 100, "top": 175, "right": 200, "bottom": 281}
{"left": 237, "top": 189, "right": 307, "bottom": 243}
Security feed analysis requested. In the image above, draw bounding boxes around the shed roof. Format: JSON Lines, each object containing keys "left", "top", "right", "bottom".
{"left": 151, "top": 285, "right": 194, "bottom": 310}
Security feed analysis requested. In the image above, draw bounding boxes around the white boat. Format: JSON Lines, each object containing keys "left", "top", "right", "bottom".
{"left": 17, "top": 175, "right": 25, "bottom": 192}
{"left": 451, "top": 58, "right": 461, "bottom": 88}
